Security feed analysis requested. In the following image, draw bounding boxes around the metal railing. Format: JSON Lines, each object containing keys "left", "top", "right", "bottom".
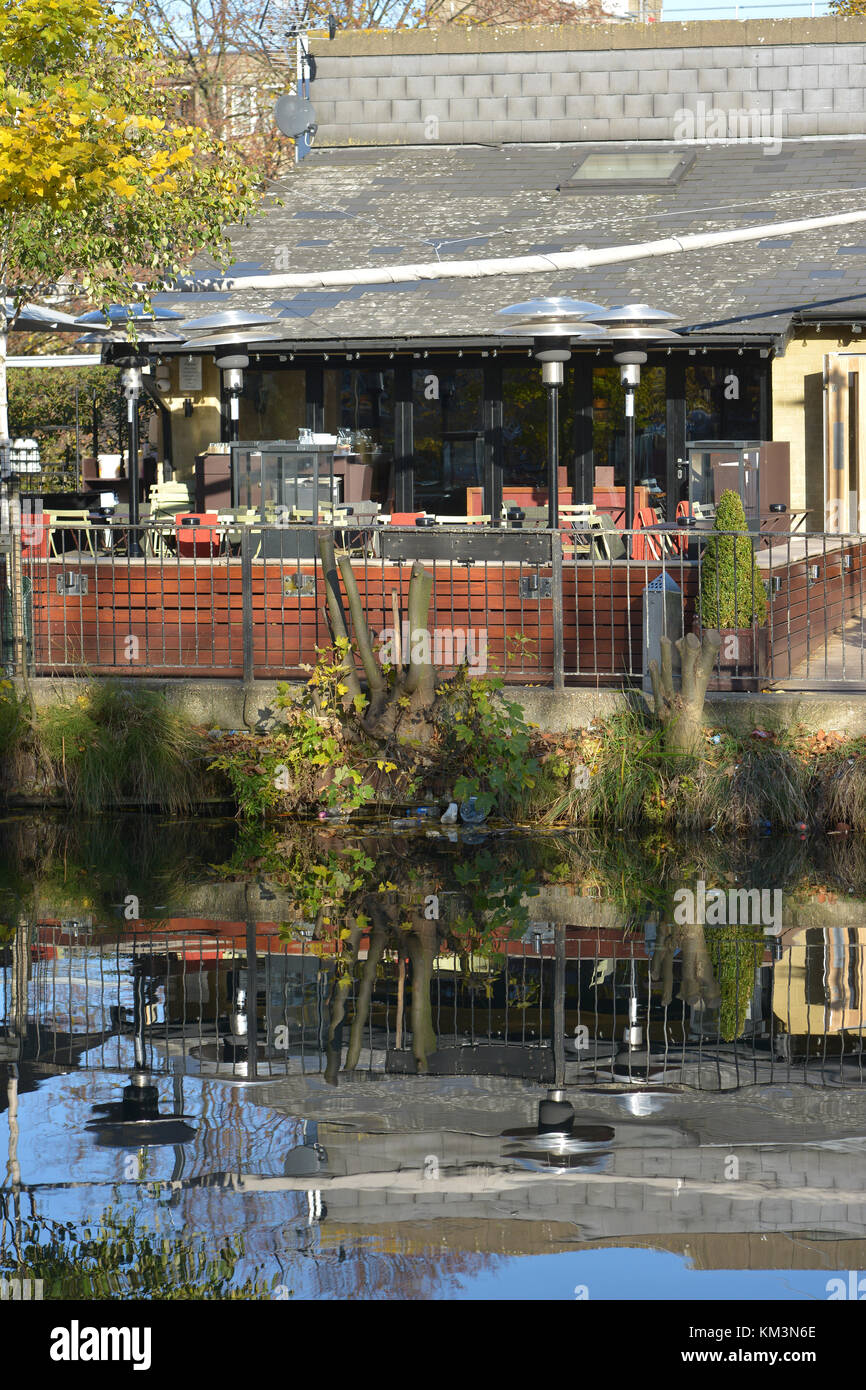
{"left": 5, "top": 516, "right": 866, "bottom": 690}
{"left": 4, "top": 921, "right": 866, "bottom": 1089}
{"left": 6, "top": 519, "right": 563, "bottom": 686}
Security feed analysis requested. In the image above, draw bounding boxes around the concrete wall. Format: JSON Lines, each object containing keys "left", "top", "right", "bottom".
{"left": 308, "top": 16, "right": 866, "bottom": 147}
{"left": 23, "top": 675, "right": 866, "bottom": 737}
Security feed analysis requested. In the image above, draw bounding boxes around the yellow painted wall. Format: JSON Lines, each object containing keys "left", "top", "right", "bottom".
{"left": 155, "top": 354, "right": 222, "bottom": 488}
{"left": 772, "top": 329, "right": 866, "bottom": 528}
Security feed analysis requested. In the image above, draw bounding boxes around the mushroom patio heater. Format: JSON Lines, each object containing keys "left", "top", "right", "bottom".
{"left": 590, "top": 305, "right": 680, "bottom": 534}
{"left": 74, "top": 305, "right": 185, "bottom": 556}
{"left": 498, "top": 299, "right": 607, "bottom": 528}
{"left": 179, "top": 311, "right": 282, "bottom": 446}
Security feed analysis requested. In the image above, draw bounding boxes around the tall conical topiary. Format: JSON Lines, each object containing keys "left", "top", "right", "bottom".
{"left": 699, "top": 490, "right": 767, "bottom": 630}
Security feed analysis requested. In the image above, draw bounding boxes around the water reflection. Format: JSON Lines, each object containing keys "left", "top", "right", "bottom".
{"left": 4, "top": 814, "right": 866, "bottom": 1298}
{"left": 4, "top": 816, "right": 866, "bottom": 1087}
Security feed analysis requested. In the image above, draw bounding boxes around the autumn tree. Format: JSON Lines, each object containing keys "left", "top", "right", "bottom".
{"left": 0, "top": 0, "right": 261, "bottom": 446}
{"left": 829, "top": 1, "right": 866, "bottom": 14}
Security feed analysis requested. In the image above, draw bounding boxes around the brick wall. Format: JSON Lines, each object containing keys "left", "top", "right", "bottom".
{"left": 308, "top": 17, "right": 866, "bottom": 146}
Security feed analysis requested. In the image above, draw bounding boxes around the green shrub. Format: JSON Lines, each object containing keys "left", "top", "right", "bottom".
{"left": 434, "top": 666, "right": 540, "bottom": 818}
{"left": 699, "top": 489, "right": 767, "bottom": 630}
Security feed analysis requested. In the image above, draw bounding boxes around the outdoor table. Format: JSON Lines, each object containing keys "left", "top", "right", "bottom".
{"left": 758, "top": 508, "right": 811, "bottom": 541}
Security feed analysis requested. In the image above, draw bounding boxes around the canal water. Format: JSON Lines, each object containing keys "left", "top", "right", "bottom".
{"left": 3, "top": 813, "right": 866, "bottom": 1300}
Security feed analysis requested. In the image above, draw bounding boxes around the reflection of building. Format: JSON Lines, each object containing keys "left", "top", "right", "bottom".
{"left": 775, "top": 927, "right": 866, "bottom": 1041}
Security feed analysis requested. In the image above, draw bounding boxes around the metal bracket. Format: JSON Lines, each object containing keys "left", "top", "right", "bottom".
{"left": 56, "top": 572, "right": 88, "bottom": 596}
{"left": 283, "top": 572, "right": 315, "bottom": 597}
{"left": 519, "top": 573, "right": 552, "bottom": 599}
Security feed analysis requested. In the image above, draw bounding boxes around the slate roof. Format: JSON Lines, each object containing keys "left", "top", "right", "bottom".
{"left": 157, "top": 138, "right": 866, "bottom": 347}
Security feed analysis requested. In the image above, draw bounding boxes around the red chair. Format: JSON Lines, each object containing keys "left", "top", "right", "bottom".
{"left": 21, "top": 512, "right": 49, "bottom": 558}
{"left": 670, "top": 500, "right": 693, "bottom": 555}
{"left": 631, "top": 508, "right": 664, "bottom": 562}
{"left": 175, "top": 512, "right": 220, "bottom": 557}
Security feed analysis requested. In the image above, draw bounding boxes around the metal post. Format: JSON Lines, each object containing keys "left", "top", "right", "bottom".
{"left": 546, "top": 382, "right": 559, "bottom": 530}
{"left": 126, "top": 391, "right": 141, "bottom": 553}
{"left": 7, "top": 477, "right": 28, "bottom": 677}
{"left": 551, "top": 528, "right": 564, "bottom": 691}
{"left": 241, "top": 524, "right": 254, "bottom": 685}
{"left": 553, "top": 924, "right": 566, "bottom": 1089}
{"left": 74, "top": 386, "right": 80, "bottom": 492}
{"left": 665, "top": 355, "right": 685, "bottom": 521}
{"left": 91, "top": 391, "right": 99, "bottom": 463}
{"left": 245, "top": 918, "right": 258, "bottom": 1080}
{"left": 624, "top": 382, "right": 636, "bottom": 533}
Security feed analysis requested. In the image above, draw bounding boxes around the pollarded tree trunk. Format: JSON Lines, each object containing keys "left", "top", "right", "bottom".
{"left": 649, "top": 630, "right": 722, "bottom": 757}
{"left": 318, "top": 532, "right": 439, "bottom": 746}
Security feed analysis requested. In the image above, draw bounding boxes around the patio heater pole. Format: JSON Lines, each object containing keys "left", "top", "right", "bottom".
{"left": 536, "top": 345, "right": 571, "bottom": 531}
{"left": 215, "top": 352, "right": 248, "bottom": 447}
{"left": 545, "top": 366, "right": 560, "bottom": 531}
{"left": 592, "top": 305, "right": 681, "bottom": 538}
{"left": 121, "top": 364, "right": 144, "bottom": 557}
{"left": 500, "top": 302, "right": 607, "bottom": 529}
{"left": 615, "top": 354, "right": 644, "bottom": 534}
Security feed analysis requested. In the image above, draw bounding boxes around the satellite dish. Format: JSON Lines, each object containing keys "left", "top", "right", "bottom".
{"left": 275, "top": 93, "right": 317, "bottom": 140}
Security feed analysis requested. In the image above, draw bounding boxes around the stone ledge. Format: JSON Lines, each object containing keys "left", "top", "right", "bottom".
{"left": 20, "top": 676, "right": 866, "bottom": 738}
{"left": 308, "top": 16, "right": 866, "bottom": 59}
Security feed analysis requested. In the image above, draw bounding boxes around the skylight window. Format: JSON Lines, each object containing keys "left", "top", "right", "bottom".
{"left": 562, "top": 150, "right": 695, "bottom": 193}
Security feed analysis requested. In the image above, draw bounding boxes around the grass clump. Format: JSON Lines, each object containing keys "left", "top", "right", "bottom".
{"left": 37, "top": 682, "right": 209, "bottom": 813}
{"left": 693, "top": 745, "right": 810, "bottom": 835}
{"left": 820, "top": 752, "right": 866, "bottom": 832}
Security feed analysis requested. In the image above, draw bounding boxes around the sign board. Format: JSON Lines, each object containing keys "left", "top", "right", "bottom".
{"left": 178, "top": 356, "right": 203, "bottom": 393}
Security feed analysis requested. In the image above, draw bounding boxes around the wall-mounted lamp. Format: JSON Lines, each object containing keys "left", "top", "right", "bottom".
{"left": 183, "top": 398, "right": 193, "bottom": 417}
{"left": 844, "top": 553, "right": 853, "bottom": 571}
{"left": 808, "top": 564, "right": 821, "bottom": 584}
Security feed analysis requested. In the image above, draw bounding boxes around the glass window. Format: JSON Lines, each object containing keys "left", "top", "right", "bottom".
{"left": 413, "top": 366, "right": 483, "bottom": 514}
{"left": 502, "top": 364, "right": 575, "bottom": 499}
{"left": 592, "top": 365, "right": 666, "bottom": 486}
{"left": 238, "top": 368, "right": 305, "bottom": 442}
{"left": 324, "top": 367, "right": 395, "bottom": 505}
{"left": 565, "top": 150, "right": 693, "bottom": 189}
{"left": 686, "top": 363, "right": 761, "bottom": 442}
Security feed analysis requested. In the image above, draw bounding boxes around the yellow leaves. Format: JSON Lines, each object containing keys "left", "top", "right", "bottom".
{"left": 108, "top": 175, "right": 136, "bottom": 198}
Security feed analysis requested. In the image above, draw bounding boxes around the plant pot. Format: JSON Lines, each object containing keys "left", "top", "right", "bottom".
{"left": 710, "top": 625, "right": 769, "bottom": 691}
{"left": 97, "top": 453, "right": 123, "bottom": 480}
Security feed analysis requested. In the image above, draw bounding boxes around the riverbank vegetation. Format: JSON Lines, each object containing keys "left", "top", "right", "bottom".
{"left": 2, "top": 670, "right": 866, "bottom": 835}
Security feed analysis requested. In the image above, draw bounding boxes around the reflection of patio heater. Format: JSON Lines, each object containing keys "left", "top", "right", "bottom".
{"left": 90, "top": 963, "right": 194, "bottom": 1146}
